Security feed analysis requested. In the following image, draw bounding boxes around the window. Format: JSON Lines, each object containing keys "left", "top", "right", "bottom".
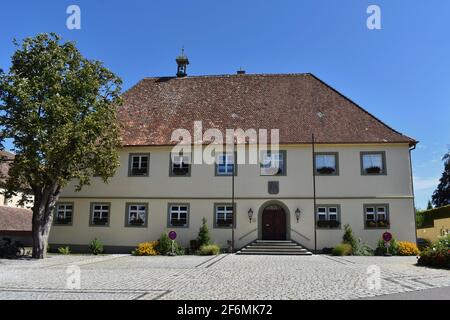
{"left": 361, "top": 152, "right": 386, "bottom": 175}
{"left": 170, "top": 153, "right": 191, "bottom": 177}
{"left": 364, "top": 205, "right": 390, "bottom": 228}
{"left": 214, "top": 204, "right": 235, "bottom": 228}
{"left": 168, "top": 204, "right": 189, "bottom": 227}
{"left": 316, "top": 205, "right": 340, "bottom": 229}
{"left": 215, "top": 153, "right": 236, "bottom": 176}
{"left": 315, "top": 153, "right": 338, "bottom": 175}
{"left": 54, "top": 203, "right": 73, "bottom": 225}
{"left": 90, "top": 203, "right": 110, "bottom": 226}
{"left": 260, "top": 151, "right": 286, "bottom": 176}
{"left": 129, "top": 154, "right": 149, "bottom": 176}
{"left": 126, "top": 203, "right": 147, "bottom": 227}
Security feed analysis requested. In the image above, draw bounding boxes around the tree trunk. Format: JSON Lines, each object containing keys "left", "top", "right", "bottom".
{"left": 32, "top": 185, "right": 60, "bottom": 259}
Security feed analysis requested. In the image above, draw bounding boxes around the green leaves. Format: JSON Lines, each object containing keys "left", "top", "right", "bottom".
{"left": 0, "top": 33, "right": 123, "bottom": 196}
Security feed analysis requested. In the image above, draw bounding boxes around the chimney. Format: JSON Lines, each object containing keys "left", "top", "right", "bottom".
{"left": 176, "top": 47, "right": 189, "bottom": 77}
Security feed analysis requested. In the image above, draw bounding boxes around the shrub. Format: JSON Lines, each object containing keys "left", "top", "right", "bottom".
{"left": 353, "top": 240, "right": 374, "bottom": 256}
{"left": 417, "top": 234, "right": 450, "bottom": 269}
{"left": 89, "top": 238, "right": 104, "bottom": 255}
{"left": 375, "top": 237, "right": 399, "bottom": 256}
{"left": 57, "top": 246, "right": 71, "bottom": 255}
{"left": 156, "top": 233, "right": 185, "bottom": 256}
{"left": 397, "top": 241, "right": 419, "bottom": 256}
{"left": 198, "top": 244, "right": 220, "bottom": 256}
{"left": 332, "top": 243, "right": 352, "bottom": 256}
{"left": 197, "top": 218, "right": 211, "bottom": 247}
{"left": 133, "top": 241, "right": 159, "bottom": 256}
{"left": 417, "top": 238, "right": 432, "bottom": 251}
{"left": 342, "top": 224, "right": 358, "bottom": 254}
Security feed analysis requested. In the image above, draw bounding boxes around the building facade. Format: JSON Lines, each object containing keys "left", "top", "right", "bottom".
{"left": 49, "top": 72, "right": 417, "bottom": 253}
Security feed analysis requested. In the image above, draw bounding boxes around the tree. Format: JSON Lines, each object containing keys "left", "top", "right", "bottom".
{"left": 0, "top": 33, "right": 122, "bottom": 259}
{"left": 197, "top": 217, "right": 211, "bottom": 247}
{"left": 432, "top": 150, "right": 450, "bottom": 208}
{"left": 427, "top": 200, "right": 433, "bottom": 210}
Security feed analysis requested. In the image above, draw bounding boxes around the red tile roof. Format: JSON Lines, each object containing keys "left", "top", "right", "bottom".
{"left": 0, "top": 206, "right": 32, "bottom": 232}
{"left": 118, "top": 73, "right": 416, "bottom": 146}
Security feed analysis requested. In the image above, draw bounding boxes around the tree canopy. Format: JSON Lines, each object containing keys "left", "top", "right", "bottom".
{"left": 432, "top": 150, "right": 450, "bottom": 208}
{"left": 0, "top": 33, "right": 123, "bottom": 258}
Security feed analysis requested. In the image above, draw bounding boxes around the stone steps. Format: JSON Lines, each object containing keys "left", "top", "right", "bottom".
{"left": 236, "top": 240, "right": 313, "bottom": 256}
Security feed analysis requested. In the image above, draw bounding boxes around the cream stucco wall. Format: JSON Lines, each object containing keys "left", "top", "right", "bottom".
{"left": 49, "top": 143, "right": 416, "bottom": 252}
{"left": 417, "top": 217, "right": 450, "bottom": 242}
{"left": 0, "top": 188, "right": 33, "bottom": 208}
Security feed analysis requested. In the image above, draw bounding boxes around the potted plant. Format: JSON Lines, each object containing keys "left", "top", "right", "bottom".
{"left": 365, "top": 166, "right": 381, "bottom": 174}
{"left": 317, "top": 220, "right": 330, "bottom": 228}
{"left": 366, "top": 220, "right": 377, "bottom": 228}
{"left": 129, "top": 218, "right": 144, "bottom": 226}
{"left": 328, "top": 220, "right": 340, "bottom": 229}
{"left": 317, "top": 166, "right": 335, "bottom": 175}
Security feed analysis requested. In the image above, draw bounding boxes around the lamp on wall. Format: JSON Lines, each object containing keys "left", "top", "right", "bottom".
{"left": 248, "top": 208, "right": 254, "bottom": 223}
{"left": 295, "top": 208, "right": 301, "bottom": 222}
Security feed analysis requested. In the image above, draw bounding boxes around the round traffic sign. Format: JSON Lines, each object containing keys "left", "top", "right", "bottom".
{"left": 168, "top": 231, "right": 177, "bottom": 241}
{"left": 382, "top": 232, "right": 392, "bottom": 242}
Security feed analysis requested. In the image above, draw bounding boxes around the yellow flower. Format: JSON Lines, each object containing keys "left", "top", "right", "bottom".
{"left": 397, "top": 241, "right": 419, "bottom": 256}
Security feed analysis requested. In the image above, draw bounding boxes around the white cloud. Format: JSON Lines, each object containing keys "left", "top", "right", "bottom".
{"left": 413, "top": 176, "right": 439, "bottom": 191}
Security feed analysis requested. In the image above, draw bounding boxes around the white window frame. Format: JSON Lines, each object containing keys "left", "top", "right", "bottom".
{"left": 214, "top": 204, "right": 234, "bottom": 228}
{"left": 90, "top": 203, "right": 110, "bottom": 226}
{"left": 364, "top": 204, "right": 390, "bottom": 228}
{"left": 216, "top": 153, "right": 235, "bottom": 176}
{"left": 169, "top": 204, "right": 189, "bottom": 227}
{"left": 170, "top": 153, "right": 191, "bottom": 176}
{"left": 129, "top": 154, "right": 149, "bottom": 176}
{"left": 316, "top": 205, "right": 341, "bottom": 228}
{"left": 126, "top": 204, "right": 147, "bottom": 227}
{"left": 260, "top": 151, "right": 286, "bottom": 176}
{"left": 55, "top": 203, "right": 73, "bottom": 225}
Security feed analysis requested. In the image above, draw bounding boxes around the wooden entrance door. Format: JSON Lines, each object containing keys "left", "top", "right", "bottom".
{"left": 262, "top": 205, "right": 286, "bottom": 240}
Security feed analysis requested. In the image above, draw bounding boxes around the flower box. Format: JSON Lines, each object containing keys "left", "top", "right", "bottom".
{"left": 316, "top": 166, "right": 336, "bottom": 175}
{"left": 365, "top": 166, "right": 381, "bottom": 174}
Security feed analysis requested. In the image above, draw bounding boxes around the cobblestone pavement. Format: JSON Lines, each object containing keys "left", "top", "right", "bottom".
{"left": 0, "top": 254, "right": 449, "bottom": 300}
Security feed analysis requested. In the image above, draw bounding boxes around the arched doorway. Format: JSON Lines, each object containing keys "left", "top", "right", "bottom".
{"left": 261, "top": 205, "right": 287, "bottom": 240}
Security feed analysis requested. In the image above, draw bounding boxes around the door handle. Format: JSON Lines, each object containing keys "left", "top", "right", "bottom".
{"left": 266, "top": 224, "right": 270, "bottom": 227}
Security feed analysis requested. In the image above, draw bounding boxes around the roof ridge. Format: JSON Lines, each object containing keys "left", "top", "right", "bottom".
{"left": 142, "top": 73, "right": 311, "bottom": 80}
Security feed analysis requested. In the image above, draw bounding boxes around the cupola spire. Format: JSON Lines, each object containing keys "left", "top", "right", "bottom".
{"left": 176, "top": 47, "right": 189, "bottom": 77}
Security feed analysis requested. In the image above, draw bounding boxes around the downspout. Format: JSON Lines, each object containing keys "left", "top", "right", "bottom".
{"left": 312, "top": 134, "right": 317, "bottom": 253}
{"left": 409, "top": 143, "right": 418, "bottom": 244}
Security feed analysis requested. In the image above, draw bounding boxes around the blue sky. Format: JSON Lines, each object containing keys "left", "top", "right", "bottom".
{"left": 0, "top": 0, "right": 449, "bottom": 208}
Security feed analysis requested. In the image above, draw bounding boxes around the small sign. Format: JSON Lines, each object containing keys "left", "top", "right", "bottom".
{"left": 168, "top": 231, "right": 177, "bottom": 241}
{"left": 382, "top": 232, "right": 392, "bottom": 242}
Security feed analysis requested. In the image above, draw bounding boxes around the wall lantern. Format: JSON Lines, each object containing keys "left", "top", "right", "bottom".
{"left": 295, "top": 208, "right": 301, "bottom": 223}
{"left": 248, "top": 208, "right": 254, "bottom": 223}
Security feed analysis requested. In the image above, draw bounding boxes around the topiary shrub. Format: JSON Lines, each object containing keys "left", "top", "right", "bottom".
{"left": 89, "top": 238, "right": 104, "bottom": 255}
{"left": 198, "top": 244, "right": 220, "bottom": 256}
{"left": 332, "top": 243, "right": 352, "bottom": 256}
{"left": 397, "top": 241, "right": 419, "bottom": 256}
{"left": 57, "top": 246, "right": 71, "bottom": 255}
{"left": 197, "top": 217, "right": 211, "bottom": 247}
{"left": 132, "top": 241, "right": 159, "bottom": 256}
{"left": 342, "top": 224, "right": 358, "bottom": 254}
